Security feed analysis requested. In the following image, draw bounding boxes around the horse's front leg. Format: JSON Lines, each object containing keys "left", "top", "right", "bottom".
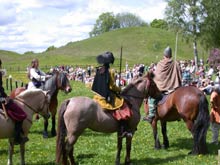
{"left": 125, "top": 134, "right": 132, "bottom": 165}
{"left": 43, "top": 118, "right": 49, "bottom": 138}
{"left": 51, "top": 114, "right": 57, "bottom": 137}
{"left": 161, "top": 121, "right": 169, "bottom": 149}
{"left": 7, "top": 139, "right": 14, "bottom": 165}
{"left": 151, "top": 119, "right": 161, "bottom": 149}
{"left": 20, "top": 144, "right": 25, "bottom": 165}
{"left": 115, "top": 132, "right": 123, "bottom": 165}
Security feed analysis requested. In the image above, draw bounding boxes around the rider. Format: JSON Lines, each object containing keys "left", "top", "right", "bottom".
{"left": 0, "top": 59, "right": 28, "bottom": 145}
{"left": 92, "top": 51, "right": 131, "bottom": 137}
{"left": 27, "top": 58, "right": 48, "bottom": 89}
{"left": 143, "top": 46, "right": 182, "bottom": 123}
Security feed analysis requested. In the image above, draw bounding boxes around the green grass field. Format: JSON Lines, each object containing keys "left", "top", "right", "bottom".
{"left": 0, "top": 80, "right": 219, "bottom": 165}
{"left": 0, "top": 26, "right": 216, "bottom": 164}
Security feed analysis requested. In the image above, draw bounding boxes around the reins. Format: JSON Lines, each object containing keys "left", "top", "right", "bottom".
{"left": 121, "top": 78, "right": 150, "bottom": 100}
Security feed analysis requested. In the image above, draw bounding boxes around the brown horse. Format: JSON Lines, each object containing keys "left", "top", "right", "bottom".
{"left": 145, "top": 72, "right": 210, "bottom": 155}
{"left": 0, "top": 89, "right": 50, "bottom": 165}
{"left": 10, "top": 71, "right": 72, "bottom": 138}
{"left": 55, "top": 73, "right": 157, "bottom": 165}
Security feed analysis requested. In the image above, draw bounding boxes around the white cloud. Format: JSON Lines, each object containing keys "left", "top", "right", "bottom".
{"left": 0, "top": 0, "right": 166, "bottom": 54}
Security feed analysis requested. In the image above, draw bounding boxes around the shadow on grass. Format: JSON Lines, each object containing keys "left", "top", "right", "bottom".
{"left": 0, "top": 149, "right": 8, "bottom": 155}
{"left": 25, "top": 154, "right": 97, "bottom": 165}
{"left": 169, "top": 137, "right": 193, "bottom": 150}
{"left": 156, "top": 136, "right": 220, "bottom": 156}
{"left": 132, "top": 154, "right": 186, "bottom": 165}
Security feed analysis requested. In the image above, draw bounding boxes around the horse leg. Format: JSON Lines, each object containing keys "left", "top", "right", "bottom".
{"left": 43, "top": 118, "right": 49, "bottom": 138}
{"left": 20, "top": 144, "right": 25, "bottom": 165}
{"left": 152, "top": 120, "right": 161, "bottom": 149}
{"left": 125, "top": 135, "right": 132, "bottom": 165}
{"left": 161, "top": 121, "right": 169, "bottom": 149}
{"left": 115, "top": 132, "right": 123, "bottom": 165}
{"left": 7, "top": 139, "right": 14, "bottom": 165}
{"left": 185, "top": 120, "right": 195, "bottom": 154}
{"left": 65, "top": 135, "right": 78, "bottom": 165}
{"left": 51, "top": 115, "right": 57, "bottom": 137}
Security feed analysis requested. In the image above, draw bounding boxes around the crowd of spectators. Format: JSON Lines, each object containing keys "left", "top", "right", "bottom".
{"left": 47, "top": 58, "right": 220, "bottom": 95}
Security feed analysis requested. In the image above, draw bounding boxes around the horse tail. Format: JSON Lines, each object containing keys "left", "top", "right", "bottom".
{"left": 56, "top": 99, "right": 70, "bottom": 163}
{"left": 192, "top": 94, "right": 210, "bottom": 154}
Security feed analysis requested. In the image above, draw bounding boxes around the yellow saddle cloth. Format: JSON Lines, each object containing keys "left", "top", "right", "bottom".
{"left": 93, "top": 94, "right": 124, "bottom": 110}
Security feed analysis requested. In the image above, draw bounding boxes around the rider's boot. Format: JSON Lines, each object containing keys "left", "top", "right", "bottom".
{"left": 143, "top": 97, "right": 156, "bottom": 123}
{"left": 14, "top": 121, "right": 29, "bottom": 145}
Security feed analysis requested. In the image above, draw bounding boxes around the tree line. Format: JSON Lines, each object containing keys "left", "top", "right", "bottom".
{"left": 88, "top": 1, "right": 220, "bottom": 70}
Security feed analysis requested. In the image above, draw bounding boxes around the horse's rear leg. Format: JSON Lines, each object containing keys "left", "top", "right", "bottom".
{"left": 65, "top": 135, "right": 78, "bottom": 165}
{"left": 115, "top": 132, "right": 123, "bottom": 165}
{"left": 125, "top": 135, "right": 132, "bottom": 165}
{"left": 161, "top": 121, "right": 169, "bottom": 149}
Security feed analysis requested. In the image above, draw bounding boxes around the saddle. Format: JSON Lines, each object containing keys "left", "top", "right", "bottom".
{"left": 157, "top": 90, "right": 175, "bottom": 105}
{"left": 111, "top": 102, "right": 133, "bottom": 121}
{"left": 0, "top": 102, "right": 27, "bottom": 122}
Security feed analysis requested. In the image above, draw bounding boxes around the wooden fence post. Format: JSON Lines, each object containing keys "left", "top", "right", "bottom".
{"left": 9, "top": 76, "right": 12, "bottom": 92}
{"left": 6, "top": 78, "right": 8, "bottom": 90}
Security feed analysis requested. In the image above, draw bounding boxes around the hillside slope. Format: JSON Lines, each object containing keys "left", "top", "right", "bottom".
{"left": 0, "top": 27, "right": 207, "bottom": 69}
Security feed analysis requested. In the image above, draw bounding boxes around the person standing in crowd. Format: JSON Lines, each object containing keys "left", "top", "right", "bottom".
{"left": 143, "top": 46, "right": 182, "bottom": 123}
{"left": 27, "top": 58, "right": 49, "bottom": 89}
{"left": 0, "top": 59, "right": 28, "bottom": 145}
{"left": 210, "top": 87, "right": 220, "bottom": 145}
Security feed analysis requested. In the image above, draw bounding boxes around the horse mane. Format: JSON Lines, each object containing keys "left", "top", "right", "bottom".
{"left": 121, "top": 76, "right": 144, "bottom": 95}
{"left": 17, "top": 89, "right": 43, "bottom": 98}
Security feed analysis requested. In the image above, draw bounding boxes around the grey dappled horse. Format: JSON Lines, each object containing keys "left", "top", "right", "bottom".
{"left": 56, "top": 73, "right": 158, "bottom": 165}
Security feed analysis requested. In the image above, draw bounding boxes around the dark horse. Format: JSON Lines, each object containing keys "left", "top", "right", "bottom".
{"left": 56, "top": 73, "right": 157, "bottom": 165}
{"left": 10, "top": 71, "right": 72, "bottom": 138}
{"left": 145, "top": 72, "right": 210, "bottom": 155}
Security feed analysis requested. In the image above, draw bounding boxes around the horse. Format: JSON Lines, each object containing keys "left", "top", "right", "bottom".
{"left": 10, "top": 71, "right": 72, "bottom": 138}
{"left": 0, "top": 89, "right": 51, "bottom": 165}
{"left": 144, "top": 72, "right": 210, "bottom": 155}
{"left": 55, "top": 73, "right": 156, "bottom": 165}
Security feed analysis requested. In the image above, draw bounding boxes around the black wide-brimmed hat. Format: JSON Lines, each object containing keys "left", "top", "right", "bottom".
{"left": 96, "top": 51, "right": 115, "bottom": 65}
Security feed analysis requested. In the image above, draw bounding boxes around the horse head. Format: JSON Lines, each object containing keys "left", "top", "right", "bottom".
{"left": 144, "top": 71, "right": 162, "bottom": 100}
{"left": 44, "top": 71, "right": 72, "bottom": 94}
{"left": 57, "top": 71, "right": 72, "bottom": 93}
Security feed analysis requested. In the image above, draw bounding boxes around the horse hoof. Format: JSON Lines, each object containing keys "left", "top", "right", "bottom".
{"left": 162, "top": 144, "right": 169, "bottom": 149}
{"left": 43, "top": 132, "right": 48, "bottom": 138}
{"left": 51, "top": 131, "right": 57, "bottom": 137}
{"left": 188, "top": 151, "right": 197, "bottom": 155}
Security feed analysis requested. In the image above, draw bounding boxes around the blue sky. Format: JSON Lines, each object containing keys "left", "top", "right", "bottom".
{"left": 0, "top": 0, "right": 166, "bottom": 54}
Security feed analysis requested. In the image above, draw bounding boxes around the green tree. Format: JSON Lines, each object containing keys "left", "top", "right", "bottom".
{"left": 150, "top": 19, "right": 168, "bottom": 29}
{"left": 165, "top": 0, "right": 204, "bottom": 70}
{"left": 200, "top": 0, "right": 220, "bottom": 49}
{"left": 116, "top": 12, "right": 147, "bottom": 28}
{"left": 89, "top": 12, "right": 120, "bottom": 37}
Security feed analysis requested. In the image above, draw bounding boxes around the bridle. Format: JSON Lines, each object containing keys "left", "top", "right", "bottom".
{"left": 56, "top": 71, "right": 70, "bottom": 91}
